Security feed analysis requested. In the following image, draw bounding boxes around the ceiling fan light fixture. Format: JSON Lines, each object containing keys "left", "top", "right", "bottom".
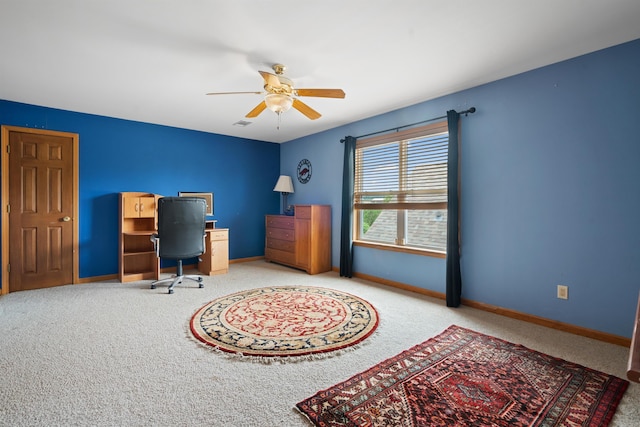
{"left": 264, "top": 93, "right": 293, "bottom": 114}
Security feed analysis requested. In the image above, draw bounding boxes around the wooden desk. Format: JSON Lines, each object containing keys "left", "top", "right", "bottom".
{"left": 198, "top": 228, "right": 229, "bottom": 275}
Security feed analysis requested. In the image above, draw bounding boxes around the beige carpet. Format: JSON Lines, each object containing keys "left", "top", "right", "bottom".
{"left": 0, "top": 260, "right": 638, "bottom": 426}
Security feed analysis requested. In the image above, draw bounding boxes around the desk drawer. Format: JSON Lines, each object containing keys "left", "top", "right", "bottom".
{"left": 266, "top": 227, "right": 294, "bottom": 241}
{"left": 267, "top": 238, "right": 295, "bottom": 252}
{"left": 208, "top": 229, "right": 228, "bottom": 241}
{"left": 266, "top": 216, "right": 294, "bottom": 229}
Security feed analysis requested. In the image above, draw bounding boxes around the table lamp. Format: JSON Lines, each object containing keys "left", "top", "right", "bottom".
{"left": 273, "top": 175, "right": 294, "bottom": 215}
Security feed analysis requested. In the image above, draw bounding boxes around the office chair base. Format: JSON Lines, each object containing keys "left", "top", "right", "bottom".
{"left": 150, "top": 275, "right": 204, "bottom": 294}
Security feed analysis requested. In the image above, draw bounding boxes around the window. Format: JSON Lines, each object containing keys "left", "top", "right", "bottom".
{"left": 354, "top": 121, "right": 449, "bottom": 255}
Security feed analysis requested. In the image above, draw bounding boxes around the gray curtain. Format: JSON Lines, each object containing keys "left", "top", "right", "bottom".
{"left": 446, "top": 110, "right": 462, "bottom": 307}
{"left": 340, "top": 136, "right": 356, "bottom": 277}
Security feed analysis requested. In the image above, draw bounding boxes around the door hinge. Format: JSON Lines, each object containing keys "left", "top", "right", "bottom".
{"left": 6, "top": 144, "right": 9, "bottom": 154}
{"left": 6, "top": 204, "right": 9, "bottom": 213}
{"left": 7, "top": 263, "right": 10, "bottom": 273}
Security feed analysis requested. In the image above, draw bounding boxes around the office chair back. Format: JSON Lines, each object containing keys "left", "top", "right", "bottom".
{"left": 157, "top": 197, "right": 206, "bottom": 259}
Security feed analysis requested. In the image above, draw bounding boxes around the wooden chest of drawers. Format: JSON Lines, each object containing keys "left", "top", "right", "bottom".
{"left": 265, "top": 205, "right": 331, "bottom": 274}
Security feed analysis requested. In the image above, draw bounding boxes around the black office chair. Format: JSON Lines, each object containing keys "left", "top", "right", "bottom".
{"left": 150, "top": 197, "right": 206, "bottom": 294}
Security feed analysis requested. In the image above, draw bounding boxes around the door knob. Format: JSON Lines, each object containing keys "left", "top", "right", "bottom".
{"left": 61, "top": 216, "right": 71, "bottom": 222}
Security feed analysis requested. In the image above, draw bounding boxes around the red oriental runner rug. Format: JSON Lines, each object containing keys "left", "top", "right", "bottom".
{"left": 297, "top": 325, "right": 628, "bottom": 426}
{"left": 190, "top": 286, "right": 378, "bottom": 359}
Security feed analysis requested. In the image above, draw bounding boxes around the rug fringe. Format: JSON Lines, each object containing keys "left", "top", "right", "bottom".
{"left": 184, "top": 317, "right": 382, "bottom": 364}
{"left": 294, "top": 405, "right": 316, "bottom": 426}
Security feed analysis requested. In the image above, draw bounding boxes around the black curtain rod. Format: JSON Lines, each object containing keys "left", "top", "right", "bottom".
{"left": 341, "top": 107, "right": 476, "bottom": 143}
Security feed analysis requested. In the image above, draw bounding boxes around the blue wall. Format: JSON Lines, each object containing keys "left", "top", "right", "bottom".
{"left": 2, "top": 38, "right": 638, "bottom": 339}
{"left": 0, "top": 101, "right": 280, "bottom": 278}
{"left": 281, "top": 39, "right": 640, "bottom": 338}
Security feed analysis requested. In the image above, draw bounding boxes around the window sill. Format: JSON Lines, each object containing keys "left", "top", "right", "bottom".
{"left": 353, "top": 240, "right": 446, "bottom": 259}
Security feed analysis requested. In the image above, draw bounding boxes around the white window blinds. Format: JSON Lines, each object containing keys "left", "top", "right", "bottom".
{"left": 355, "top": 121, "right": 449, "bottom": 210}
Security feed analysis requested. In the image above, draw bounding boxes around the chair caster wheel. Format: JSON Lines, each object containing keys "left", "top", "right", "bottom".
{"left": 168, "top": 289, "right": 174, "bottom": 294}
{"left": 150, "top": 284, "right": 156, "bottom": 289}
{"left": 199, "top": 283, "right": 204, "bottom": 289}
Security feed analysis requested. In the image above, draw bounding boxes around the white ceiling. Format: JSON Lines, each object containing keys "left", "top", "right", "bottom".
{"left": 1, "top": 1, "right": 639, "bottom": 144}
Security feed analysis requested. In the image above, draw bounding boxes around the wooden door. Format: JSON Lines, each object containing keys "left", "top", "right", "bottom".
{"left": 123, "top": 196, "right": 141, "bottom": 218}
{"left": 138, "top": 196, "right": 156, "bottom": 218}
{"left": 5, "top": 128, "right": 77, "bottom": 292}
{"left": 123, "top": 196, "right": 156, "bottom": 218}
{"left": 295, "top": 218, "right": 311, "bottom": 270}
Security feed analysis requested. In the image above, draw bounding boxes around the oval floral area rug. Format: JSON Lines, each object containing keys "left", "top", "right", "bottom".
{"left": 190, "top": 286, "right": 379, "bottom": 359}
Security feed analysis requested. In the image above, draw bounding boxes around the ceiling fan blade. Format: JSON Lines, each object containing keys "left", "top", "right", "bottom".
{"left": 259, "top": 71, "right": 281, "bottom": 88}
{"left": 292, "top": 99, "right": 321, "bottom": 120}
{"left": 206, "top": 91, "right": 262, "bottom": 96}
{"left": 246, "top": 101, "right": 267, "bottom": 118}
{"left": 296, "top": 88, "right": 345, "bottom": 98}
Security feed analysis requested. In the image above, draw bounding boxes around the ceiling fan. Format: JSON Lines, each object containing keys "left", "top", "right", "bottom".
{"left": 206, "top": 64, "right": 345, "bottom": 122}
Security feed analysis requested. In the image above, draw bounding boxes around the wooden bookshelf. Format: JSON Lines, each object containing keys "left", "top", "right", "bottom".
{"left": 119, "top": 192, "right": 161, "bottom": 282}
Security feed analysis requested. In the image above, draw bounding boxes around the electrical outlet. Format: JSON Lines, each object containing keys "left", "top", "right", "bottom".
{"left": 557, "top": 285, "right": 569, "bottom": 300}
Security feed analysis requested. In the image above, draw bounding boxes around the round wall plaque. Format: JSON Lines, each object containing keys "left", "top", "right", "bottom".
{"left": 297, "top": 158, "right": 312, "bottom": 184}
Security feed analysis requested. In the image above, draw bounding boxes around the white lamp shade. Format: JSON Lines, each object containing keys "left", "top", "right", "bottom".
{"left": 273, "top": 175, "right": 294, "bottom": 193}
{"left": 265, "top": 93, "right": 293, "bottom": 113}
